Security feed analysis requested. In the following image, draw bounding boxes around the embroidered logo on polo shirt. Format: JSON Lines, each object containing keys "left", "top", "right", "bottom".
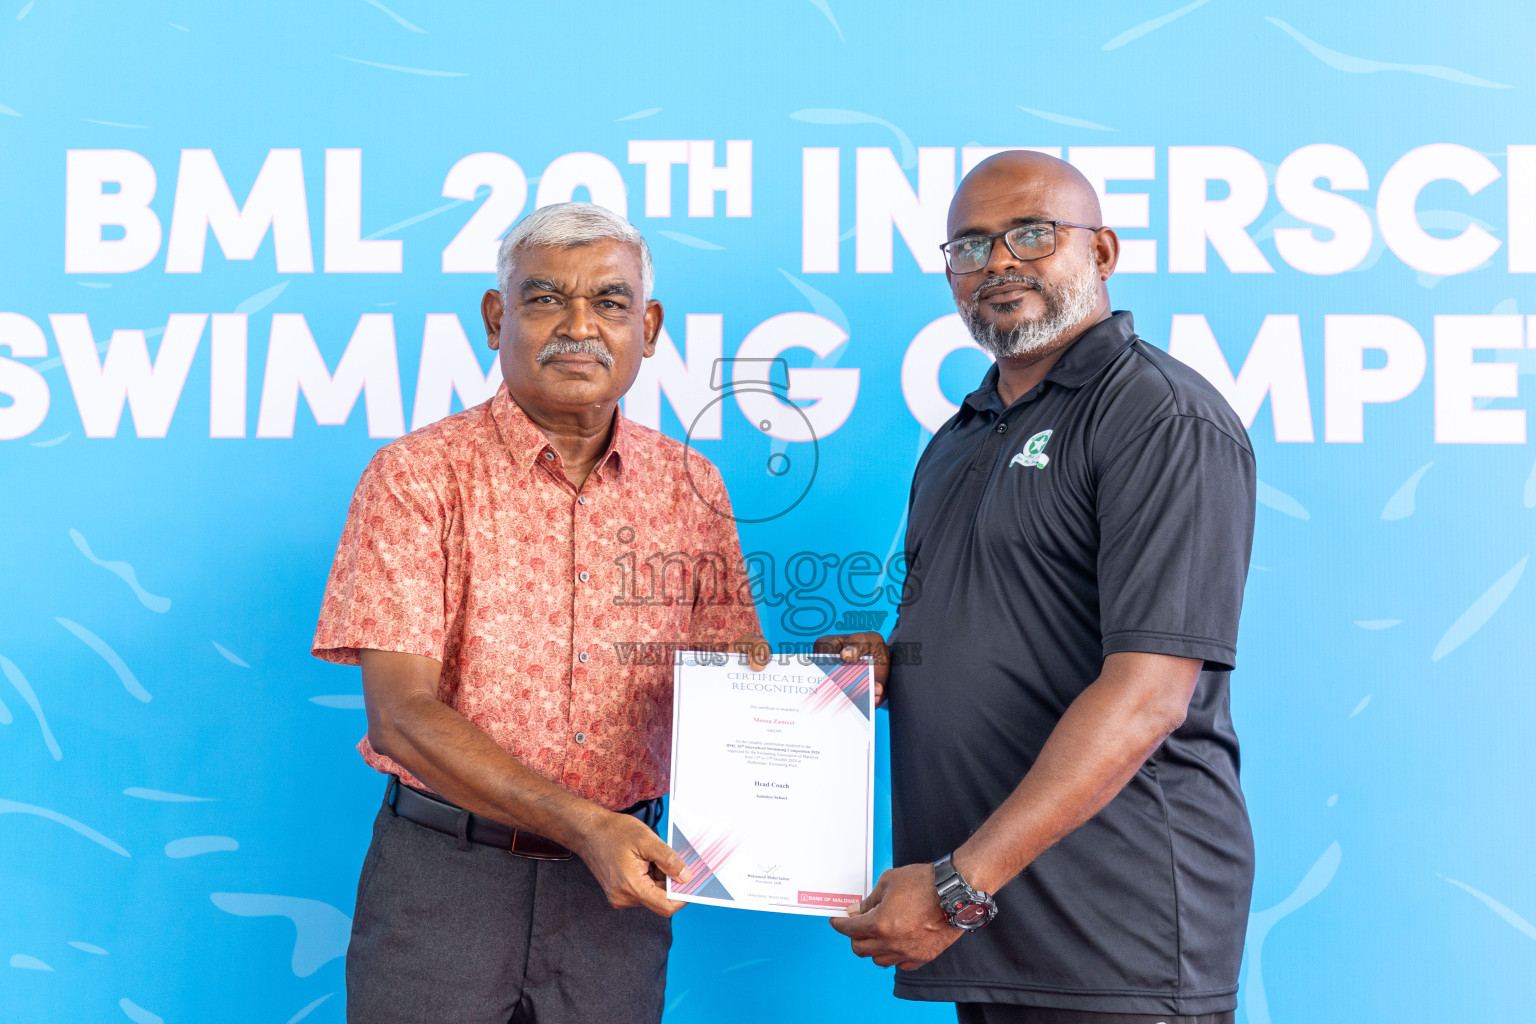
{"left": 1009, "top": 429, "right": 1054, "bottom": 469}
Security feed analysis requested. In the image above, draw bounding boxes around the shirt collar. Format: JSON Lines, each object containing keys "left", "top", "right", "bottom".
{"left": 1042, "top": 310, "right": 1139, "bottom": 388}
{"left": 961, "top": 311, "right": 1139, "bottom": 416}
{"left": 490, "top": 383, "right": 630, "bottom": 479}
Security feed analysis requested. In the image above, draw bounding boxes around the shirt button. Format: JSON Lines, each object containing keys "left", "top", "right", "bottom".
{"left": 995, "top": 422, "right": 1008, "bottom": 434}
{"left": 543, "top": 451, "right": 556, "bottom": 461}
{"left": 578, "top": 570, "right": 590, "bottom": 583}
{"left": 578, "top": 651, "right": 589, "bottom": 663}
{"left": 574, "top": 732, "right": 586, "bottom": 744}
{"left": 577, "top": 495, "right": 588, "bottom": 505}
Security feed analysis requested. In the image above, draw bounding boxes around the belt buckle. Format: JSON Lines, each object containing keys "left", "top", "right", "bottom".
{"left": 507, "top": 829, "right": 573, "bottom": 861}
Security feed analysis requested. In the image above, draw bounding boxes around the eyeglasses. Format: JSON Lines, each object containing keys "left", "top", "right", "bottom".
{"left": 938, "top": 221, "right": 1101, "bottom": 274}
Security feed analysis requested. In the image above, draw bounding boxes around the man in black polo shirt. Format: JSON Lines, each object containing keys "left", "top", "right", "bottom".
{"left": 822, "top": 151, "right": 1256, "bottom": 1024}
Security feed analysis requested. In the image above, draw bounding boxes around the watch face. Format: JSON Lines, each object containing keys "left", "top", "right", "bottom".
{"left": 955, "top": 902, "right": 990, "bottom": 927}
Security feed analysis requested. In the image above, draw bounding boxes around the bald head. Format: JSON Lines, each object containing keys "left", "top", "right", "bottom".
{"left": 942, "top": 149, "right": 1119, "bottom": 371}
{"left": 948, "top": 150, "right": 1103, "bottom": 238}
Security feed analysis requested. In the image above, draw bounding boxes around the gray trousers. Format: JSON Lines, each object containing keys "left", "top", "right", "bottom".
{"left": 346, "top": 802, "right": 672, "bottom": 1024}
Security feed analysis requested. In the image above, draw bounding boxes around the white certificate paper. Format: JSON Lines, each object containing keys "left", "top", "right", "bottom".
{"left": 666, "top": 651, "right": 876, "bottom": 917}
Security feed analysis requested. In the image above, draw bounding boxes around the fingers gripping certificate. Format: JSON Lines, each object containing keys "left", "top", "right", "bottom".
{"left": 666, "top": 652, "right": 876, "bottom": 917}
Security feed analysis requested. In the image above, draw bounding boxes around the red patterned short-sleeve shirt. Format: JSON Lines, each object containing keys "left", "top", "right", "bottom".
{"left": 313, "top": 384, "right": 761, "bottom": 811}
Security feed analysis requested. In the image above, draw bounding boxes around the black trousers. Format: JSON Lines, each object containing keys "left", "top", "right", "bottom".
{"left": 345, "top": 802, "right": 671, "bottom": 1024}
{"left": 957, "top": 1005, "right": 1235, "bottom": 1024}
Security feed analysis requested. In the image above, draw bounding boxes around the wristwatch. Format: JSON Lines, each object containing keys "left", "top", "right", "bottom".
{"left": 933, "top": 854, "right": 998, "bottom": 930}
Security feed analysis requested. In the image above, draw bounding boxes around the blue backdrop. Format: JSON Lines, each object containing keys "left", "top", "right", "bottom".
{"left": 3, "top": 2, "right": 1534, "bottom": 1022}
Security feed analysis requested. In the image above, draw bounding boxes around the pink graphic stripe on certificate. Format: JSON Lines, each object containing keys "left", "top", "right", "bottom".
{"left": 673, "top": 829, "right": 742, "bottom": 897}
{"left": 803, "top": 661, "right": 871, "bottom": 719}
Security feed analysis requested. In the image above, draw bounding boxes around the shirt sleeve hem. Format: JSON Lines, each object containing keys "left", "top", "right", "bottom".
{"left": 311, "top": 640, "right": 444, "bottom": 667}
{"left": 1102, "top": 630, "right": 1236, "bottom": 672}
{"left": 311, "top": 645, "right": 361, "bottom": 667}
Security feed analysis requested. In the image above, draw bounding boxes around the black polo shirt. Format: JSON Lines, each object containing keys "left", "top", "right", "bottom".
{"left": 887, "top": 312, "right": 1256, "bottom": 1016}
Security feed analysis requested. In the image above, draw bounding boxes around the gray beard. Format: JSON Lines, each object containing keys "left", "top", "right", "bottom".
{"left": 960, "top": 261, "right": 1100, "bottom": 359}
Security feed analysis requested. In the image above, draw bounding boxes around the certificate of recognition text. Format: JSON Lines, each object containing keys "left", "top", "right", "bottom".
{"left": 666, "top": 652, "right": 876, "bottom": 917}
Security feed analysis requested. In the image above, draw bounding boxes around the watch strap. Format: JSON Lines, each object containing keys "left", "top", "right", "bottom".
{"left": 933, "top": 854, "right": 998, "bottom": 930}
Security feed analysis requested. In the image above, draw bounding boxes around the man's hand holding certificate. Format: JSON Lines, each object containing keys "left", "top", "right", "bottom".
{"left": 666, "top": 652, "right": 876, "bottom": 916}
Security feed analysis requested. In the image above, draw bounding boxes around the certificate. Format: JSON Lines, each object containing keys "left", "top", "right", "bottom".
{"left": 666, "top": 651, "right": 876, "bottom": 917}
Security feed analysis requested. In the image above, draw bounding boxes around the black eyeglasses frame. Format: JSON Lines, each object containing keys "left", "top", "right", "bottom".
{"left": 938, "top": 220, "right": 1103, "bottom": 274}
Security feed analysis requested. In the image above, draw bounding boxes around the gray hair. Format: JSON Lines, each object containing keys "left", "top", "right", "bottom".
{"left": 496, "top": 202, "right": 654, "bottom": 301}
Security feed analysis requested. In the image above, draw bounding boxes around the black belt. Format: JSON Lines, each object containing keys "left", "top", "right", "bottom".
{"left": 385, "top": 776, "right": 663, "bottom": 861}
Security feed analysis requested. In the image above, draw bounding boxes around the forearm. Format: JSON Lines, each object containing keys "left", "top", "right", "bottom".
{"left": 360, "top": 646, "right": 690, "bottom": 916}
{"left": 953, "top": 655, "right": 1195, "bottom": 894}
{"left": 369, "top": 691, "right": 609, "bottom": 852}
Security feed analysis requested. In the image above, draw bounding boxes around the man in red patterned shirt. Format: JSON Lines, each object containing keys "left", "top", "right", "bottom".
{"left": 313, "top": 203, "right": 762, "bottom": 1024}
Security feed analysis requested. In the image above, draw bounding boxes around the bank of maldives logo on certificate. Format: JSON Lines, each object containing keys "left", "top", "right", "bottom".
{"left": 666, "top": 651, "right": 876, "bottom": 916}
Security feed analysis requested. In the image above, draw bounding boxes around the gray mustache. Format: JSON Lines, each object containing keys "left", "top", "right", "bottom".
{"left": 971, "top": 273, "right": 1043, "bottom": 305}
{"left": 536, "top": 338, "right": 615, "bottom": 368}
